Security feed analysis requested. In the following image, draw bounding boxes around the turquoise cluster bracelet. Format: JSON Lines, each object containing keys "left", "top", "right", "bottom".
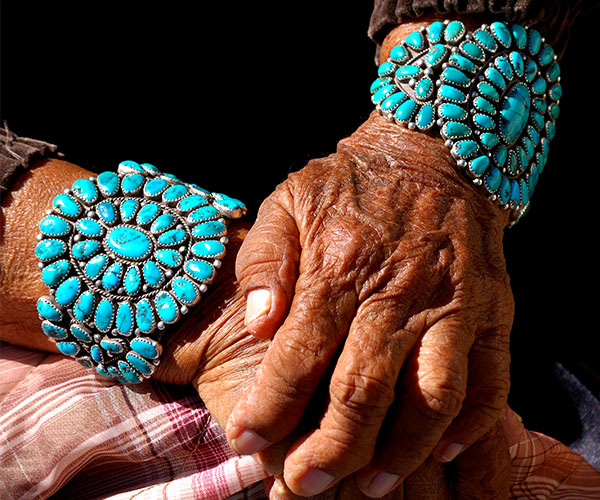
{"left": 371, "top": 20, "right": 561, "bottom": 225}
{"left": 35, "top": 161, "right": 246, "bottom": 384}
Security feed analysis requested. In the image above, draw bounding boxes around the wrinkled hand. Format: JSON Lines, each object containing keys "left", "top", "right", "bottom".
{"left": 227, "top": 109, "right": 514, "bottom": 497}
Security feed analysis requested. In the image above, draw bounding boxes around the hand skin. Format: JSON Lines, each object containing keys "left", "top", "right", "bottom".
{"left": 228, "top": 14, "right": 514, "bottom": 498}
{"left": 0, "top": 158, "right": 511, "bottom": 499}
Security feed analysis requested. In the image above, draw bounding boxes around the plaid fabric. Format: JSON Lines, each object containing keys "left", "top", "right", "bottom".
{"left": 1, "top": 341, "right": 598, "bottom": 500}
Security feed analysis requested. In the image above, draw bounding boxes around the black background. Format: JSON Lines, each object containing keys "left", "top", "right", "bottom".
{"left": 2, "top": 2, "right": 598, "bottom": 443}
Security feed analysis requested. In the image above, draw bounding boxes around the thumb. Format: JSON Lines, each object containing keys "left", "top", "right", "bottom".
{"left": 236, "top": 184, "right": 300, "bottom": 339}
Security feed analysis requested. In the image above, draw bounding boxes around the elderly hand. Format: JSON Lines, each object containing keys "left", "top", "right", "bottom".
{"left": 226, "top": 18, "right": 514, "bottom": 498}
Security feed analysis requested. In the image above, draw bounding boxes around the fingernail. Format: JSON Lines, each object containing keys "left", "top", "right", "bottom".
{"left": 230, "top": 428, "right": 269, "bottom": 455}
{"left": 436, "top": 442, "right": 466, "bottom": 462}
{"left": 296, "top": 468, "right": 334, "bottom": 496}
{"left": 367, "top": 472, "right": 400, "bottom": 497}
{"left": 245, "top": 289, "right": 272, "bottom": 327}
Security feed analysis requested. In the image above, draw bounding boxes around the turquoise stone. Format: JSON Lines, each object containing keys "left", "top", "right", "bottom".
{"left": 120, "top": 199, "right": 139, "bottom": 222}
{"left": 493, "top": 145, "right": 508, "bottom": 166}
{"left": 71, "top": 324, "right": 92, "bottom": 342}
{"left": 37, "top": 298, "right": 62, "bottom": 322}
{"left": 96, "top": 201, "right": 117, "bottom": 224}
{"left": 377, "top": 61, "right": 396, "bottom": 77}
{"left": 124, "top": 266, "right": 141, "bottom": 294}
{"left": 532, "top": 77, "right": 547, "bottom": 95}
{"left": 531, "top": 111, "right": 544, "bottom": 130}
{"left": 42, "top": 322, "right": 68, "bottom": 339}
{"left": 126, "top": 352, "right": 153, "bottom": 375}
{"left": 439, "top": 103, "right": 467, "bottom": 120}
{"left": 74, "top": 291, "right": 94, "bottom": 321}
{"left": 474, "top": 114, "right": 495, "bottom": 130}
{"left": 507, "top": 151, "right": 518, "bottom": 175}
{"left": 119, "top": 160, "right": 144, "bottom": 172}
{"left": 151, "top": 213, "right": 177, "bottom": 233}
{"left": 490, "top": 22, "right": 511, "bottom": 47}
{"left": 163, "top": 184, "right": 188, "bottom": 202}
{"left": 143, "top": 261, "right": 164, "bottom": 286}
{"left": 72, "top": 178, "right": 98, "bottom": 203}
{"left": 155, "top": 249, "right": 182, "bottom": 267}
{"left": 144, "top": 178, "right": 168, "bottom": 197}
{"left": 427, "top": 21, "right": 444, "bottom": 43}
{"left": 528, "top": 126, "right": 540, "bottom": 146}
{"left": 56, "top": 342, "right": 79, "bottom": 357}
{"left": 95, "top": 299, "right": 114, "bottom": 332}
{"left": 101, "top": 338, "right": 124, "bottom": 354}
{"left": 443, "top": 121, "right": 471, "bottom": 138}
{"left": 192, "top": 221, "right": 226, "bottom": 239}
{"left": 495, "top": 56, "right": 513, "bottom": 79}
{"left": 539, "top": 44, "right": 554, "bottom": 65}
{"left": 53, "top": 193, "right": 81, "bottom": 217}
{"left": 415, "top": 104, "right": 435, "bottom": 130}
{"left": 192, "top": 240, "right": 225, "bottom": 258}
{"left": 136, "top": 304, "right": 155, "bottom": 336}
{"left": 452, "top": 140, "right": 479, "bottom": 159}
{"left": 426, "top": 44, "right": 447, "bottom": 67}
{"left": 532, "top": 98, "right": 547, "bottom": 113}
{"left": 395, "top": 99, "right": 417, "bottom": 121}
{"left": 520, "top": 179, "right": 530, "bottom": 204}
{"left": 36, "top": 239, "right": 67, "bottom": 261}
{"left": 481, "top": 132, "right": 499, "bottom": 149}
{"left": 549, "top": 104, "right": 560, "bottom": 121}
{"left": 381, "top": 92, "right": 407, "bottom": 112}
{"left": 188, "top": 206, "right": 219, "bottom": 223}
{"left": 85, "top": 254, "right": 108, "bottom": 278}
{"left": 547, "top": 61, "right": 560, "bottom": 82}
{"left": 72, "top": 239, "right": 100, "bottom": 259}
{"left": 460, "top": 41, "right": 484, "bottom": 62}
{"left": 107, "top": 366, "right": 130, "bottom": 384}
{"left": 118, "top": 361, "right": 142, "bottom": 384}
{"left": 97, "top": 171, "right": 120, "bottom": 196}
{"left": 395, "top": 65, "right": 421, "bottom": 81}
{"left": 510, "top": 180, "right": 521, "bottom": 204}
{"left": 372, "top": 84, "right": 395, "bottom": 104}
{"left": 157, "top": 229, "right": 187, "bottom": 246}
{"left": 415, "top": 78, "right": 433, "bottom": 100}
{"left": 389, "top": 45, "right": 408, "bottom": 63}
{"left": 107, "top": 226, "right": 152, "bottom": 259}
{"left": 178, "top": 194, "right": 208, "bottom": 212}
{"left": 141, "top": 163, "right": 160, "bottom": 174}
{"left": 478, "top": 82, "right": 499, "bottom": 101}
{"left": 130, "top": 337, "right": 161, "bottom": 359}
{"left": 55, "top": 276, "right": 81, "bottom": 306}
{"left": 215, "top": 195, "right": 244, "bottom": 217}
{"left": 77, "top": 218, "right": 103, "bottom": 237}
{"left": 510, "top": 51, "right": 525, "bottom": 77}
{"left": 523, "top": 137, "right": 535, "bottom": 160}
{"left": 525, "top": 60, "right": 538, "bottom": 82}
{"left": 116, "top": 303, "right": 134, "bottom": 335}
{"left": 528, "top": 29, "right": 542, "bottom": 55}
{"left": 449, "top": 53, "right": 475, "bottom": 72}
{"left": 469, "top": 155, "right": 490, "bottom": 177}
{"left": 549, "top": 84, "right": 562, "bottom": 101}
{"left": 40, "top": 215, "right": 70, "bottom": 236}
{"left": 155, "top": 291, "right": 179, "bottom": 324}
{"left": 42, "top": 259, "right": 70, "bottom": 287}
{"left": 485, "top": 68, "right": 506, "bottom": 89}
{"left": 370, "top": 77, "right": 391, "bottom": 93}
{"left": 484, "top": 167, "right": 502, "bottom": 192}
{"left": 529, "top": 165, "right": 540, "bottom": 191}
{"left": 444, "top": 20, "right": 465, "bottom": 42}
{"left": 511, "top": 24, "right": 527, "bottom": 49}
{"left": 438, "top": 85, "right": 467, "bottom": 103}
{"left": 499, "top": 177, "right": 511, "bottom": 203}
{"left": 474, "top": 97, "right": 496, "bottom": 115}
{"left": 121, "top": 173, "right": 145, "bottom": 194}
{"left": 405, "top": 30, "right": 424, "bottom": 49}
{"left": 499, "top": 83, "right": 530, "bottom": 147}
{"left": 185, "top": 260, "right": 215, "bottom": 282}
{"left": 441, "top": 67, "right": 469, "bottom": 86}
{"left": 102, "top": 263, "right": 123, "bottom": 291}
{"left": 546, "top": 122, "right": 556, "bottom": 141}
{"left": 91, "top": 345, "right": 103, "bottom": 363}
{"left": 136, "top": 203, "right": 160, "bottom": 224}
{"left": 474, "top": 29, "right": 497, "bottom": 51}
{"left": 172, "top": 277, "right": 199, "bottom": 304}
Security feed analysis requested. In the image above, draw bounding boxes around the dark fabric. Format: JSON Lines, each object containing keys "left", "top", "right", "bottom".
{"left": 0, "top": 124, "right": 60, "bottom": 196}
{"left": 369, "top": 0, "right": 598, "bottom": 60}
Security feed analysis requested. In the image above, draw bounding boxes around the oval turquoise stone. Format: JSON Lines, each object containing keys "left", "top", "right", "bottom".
{"left": 495, "top": 56, "right": 513, "bottom": 79}
{"left": 381, "top": 92, "right": 407, "bottom": 112}
{"left": 510, "top": 51, "right": 525, "bottom": 77}
{"left": 53, "top": 193, "right": 81, "bottom": 217}
{"left": 427, "top": 21, "right": 444, "bottom": 43}
{"left": 96, "top": 201, "right": 117, "bottom": 224}
{"left": 178, "top": 194, "right": 208, "bottom": 212}
{"left": 444, "top": 20, "right": 465, "bottom": 42}
{"left": 144, "top": 177, "right": 168, "bottom": 196}
{"left": 370, "top": 77, "right": 391, "bottom": 94}
{"left": 485, "top": 68, "right": 506, "bottom": 89}
{"left": 499, "top": 177, "right": 511, "bottom": 203}
{"left": 72, "top": 239, "right": 100, "bottom": 260}
{"left": 441, "top": 67, "right": 469, "bottom": 86}
{"left": 77, "top": 218, "right": 103, "bottom": 237}
{"left": 157, "top": 229, "right": 187, "bottom": 246}
{"left": 443, "top": 121, "right": 471, "bottom": 138}
{"left": 192, "top": 221, "right": 226, "bottom": 239}
{"left": 74, "top": 291, "right": 94, "bottom": 321}
{"left": 72, "top": 178, "right": 98, "bottom": 203}
{"left": 91, "top": 345, "right": 103, "bottom": 363}
{"left": 453, "top": 140, "right": 479, "bottom": 158}
{"left": 42, "top": 322, "right": 68, "bottom": 339}
{"left": 377, "top": 61, "right": 396, "bottom": 77}
{"left": 491, "top": 22, "right": 511, "bottom": 47}
{"left": 474, "top": 97, "right": 496, "bottom": 115}
{"left": 185, "top": 260, "right": 215, "bottom": 282}
{"left": 539, "top": 44, "right": 554, "bottom": 65}
{"left": 40, "top": 215, "right": 70, "bottom": 236}
{"left": 116, "top": 303, "right": 134, "bottom": 335}
{"left": 120, "top": 199, "right": 139, "bottom": 222}
{"left": 126, "top": 352, "right": 153, "bottom": 375}
{"left": 192, "top": 239, "right": 225, "bottom": 258}
{"left": 124, "top": 266, "right": 141, "bottom": 294}
{"left": 415, "top": 104, "right": 435, "bottom": 130}
{"left": 107, "top": 226, "right": 152, "bottom": 259}
{"left": 460, "top": 41, "right": 484, "bottom": 61}
{"left": 395, "top": 65, "right": 421, "bottom": 80}
{"left": 130, "top": 338, "right": 160, "bottom": 359}
{"left": 136, "top": 203, "right": 160, "bottom": 224}
{"left": 438, "top": 85, "right": 467, "bottom": 103}
{"left": 97, "top": 171, "right": 120, "bottom": 196}
{"left": 481, "top": 132, "right": 500, "bottom": 148}
{"left": 500, "top": 83, "right": 530, "bottom": 147}
{"left": 474, "top": 114, "right": 495, "bottom": 130}
{"left": 102, "top": 263, "right": 123, "bottom": 291}
{"left": 547, "top": 61, "right": 560, "bottom": 82}
{"left": 95, "top": 299, "right": 114, "bottom": 332}
{"left": 42, "top": 259, "right": 70, "bottom": 287}
{"left": 528, "top": 29, "right": 542, "bottom": 55}
{"left": 36, "top": 239, "right": 67, "bottom": 261}
{"left": 532, "top": 77, "right": 547, "bottom": 95}
{"left": 155, "top": 249, "right": 182, "bottom": 267}
{"left": 415, "top": 78, "right": 433, "bottom": 100}
{"left": 118, "top": 361, "right": 142, "bottom": 384}
{"left": 121, "top": 173, "right": 145, "bottom": 193}
{"left": 439, "top": 103, "right": 467, "bottom": 120}
{"left": 469, "top": 155, "right": 490, "bottom": 177}
{"left": 85, "top": 254, "right": 108, "bottom": 278}
{"left": 426, "top": 44, "right": 447, "bottom": 67}
{"left": 71, "top": 324, "right": 92, "bottom": 342}
{"left": 37, "top": 298, "right": 61, "bottom": 322}
{"left": 549, "top": 83, "right": 562, "bottom": 101}
{"left": 372, "top": 84, "right": 395, "bottom": 104}
{"left": 151, "top": 213, "right": 176, "bottom": 233}
{"left": 484, "top": 167, "right": 502, "bottom": 192}
{"left": 449, "top": 53, "right": 475, "bottom": 72}
{"left": 478, "top": 82, "right": 499, "bottom": 101}
{"left": 511, "top": 23, "right": 527, "bottom": 49}
{"left": 525, "top": 60, "right": 538, "bottom": 82}
{"left": 136, "top": 299, "right": 155, "bottom": 333}
{"left": 143, "top": 260, "right": 164, "bottom": 286}
{"left": 188, "top": 206, "right": 219, "bottom": 223}
{"left": 511, "top": 180, "right": 521, "bottom": 204}
{"left": 389, "top": 45, "right": 408, "bottom": 63}
{"left": 155, "top": 291, "right": 179, "bottom": 324}
{"left": 474, "top": 29, "right": 497, "bottom": 51}
{"left": 172, "top": 277, "right": 199, "bottom": 304}
{"left": 56, "top": 342, "right": 79, "bottom": 357}
{"left": 163, "top": 184, "right": 188, "bottom": 202}
{"left": 395, "top": 98, "right": 416, "bottom": 122}
{"left": 55, "top": 276, "right": 81, "bottom": 306}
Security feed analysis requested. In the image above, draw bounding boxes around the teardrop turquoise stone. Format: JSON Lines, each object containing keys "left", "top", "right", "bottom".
{"left": 449, "top": 53, "right": 475, "bottom": 72}
{"left": 191, "top": 240, "right": 225, "bottom": 258}
{"left": 474, "top": 114, "right": 495, "bottom": 130}
{"left": 469, "top": 155, "right": 490, "bottom": 176}
{"left": 377, "top": 62, "right": 396, "bottom": 77}
{"left": 40, "top": 215, "right": 70, "bottom": 236}
{"left": 438, "top": 85, "right": 467, "bottom": 103}
{"left": 155, "top": 291, "right": 179, "bottom": 323}
{"left": 136, "top": 299, "right": 155, "bottom": 333}
{"left": 91, "top": 345, "right": 103, "bottom": 363}
{"left": 484, "top": 167, "right": 502, "bottom": 192}
{"left": 499, "top": 83, "right": 530, "bottom": 147}
{"left": 130, "top": 338, "right": 160, "bottom": 359}
{"left": 37, "top": 298, "right": 61, "bottom": 321}
{"left": 427, "top": 21, "right": 444, "bottom": 43}
{"left": 118, "top": 360, "right": 142, "bottom": 383}
{"left": 405, "top": 30, "right": 424, "bottom": 49}
{"left": 53, "top": 193, "right": 81, "bottom": 217}
{"left": 389, "top": 45, "right": 408, "bottom": 63}
{"left": 395, "top": 99, "right": 416, "bottom": 122}
{"left": 126, "top": 352, "right": 153, "bottom": 375}
{"left": 55, "top": 276, "right": 81, "bottom": 306}
{"left": 116, "top": 303, "right": 134, "bottom": 335}
{"left": 101, "top": 338, "right": 124, "bottom": 353}
{"left": 144, "top": 178, "right": 168, "bottom": 196}
{"left": 151, "top": 213, "right": 176, "bottom": 233}
{"left": 528, "top": 29, "right": 542, "bottom": 55}
{"left": 185, "top": 260, "right": 215, "bottom": 282}
{"left": 74, "top": 291, "right": 94, "bottom": 321}
{"left": 178, "top": 194, "right": 208, "bottom": 211}
{"left": 72, "top": 178, "right": 98, "bottom": 203}
{"left": 107, "top": 226, "right": 151, "bottom": 259}
{"left": 85, "top": 254, "right": 108, "bottom": 279}
{"left": 136, "top": 203, "right": 160, "bottom": 224}
{"left": 439, "top": 103, "right": 467, "bottom": 120}
{"left": 511, "top": 24, "right": 527, "bottom": 49}
{"left": 444, "top": 21, "right": 465, "bottom": 42}
{"left": 192, "top": 221, "right": 226, "bottom": 239}
{"left": 56, "top": 342, "right": 80, "bottom": 357}
{"left": 42, "top": 322, "right": 68, "bottom": 339}
{"left": 102, "top": 263, "right": 123, "bottom": 291}
{"left": 478, "top": 82, "right": 499, "bottom": 101}
{"left": 124, "top": 266, "right": 141, "bottom": 294}
{"left": 96, "top": 201, "right": 117, "bottom": 224}
{"left": 495, "top": 56, "right": 513, "bottom": 79}
{"left": 188, "top": 206, "right": 219, "bottom": 223}
{"left": 77, "top": 218, "right": 103, "bottom": 237}
{"left": 491, "top": 22, "right": 511, "bottom": 47}
{"left": 42, "top": 259, "right": 70, "bottom": 286}
{"left": 97, "top": 171, "right": 120, "bottom": 196}
{"left": 120, "top": 199, "right": 139, "bottom": 222}
{"left": 443, "top": 121, "right": 471, "bottom": 138}
{"left": 121, "top": 173, "right": 145, "bottom": 193}
{"left": 381, "top": 92, "right": 407, "bottom": 112}
{"left": 157, "top": 229, "right": 187, "bottom": 246}
{"left": 71, "top": 324, "right": 92, "bottom": 342}
{"left": 415, "top": 78, "right": 433, "bottom": 100}
{"left": 155, "top": 249, "right": 182, "bottom": 267}
{"left": 453, "top": 140, "right": 479, "bottom": 159}
{"left": 36, "top": 239, "right": 67, "bottom": 261}
{"left": 441, "top": 67, "right": 469, "bottom": 86}
{"left": 510, "top": 51, "right": 525, "bottom": 77}
{"left": 485, "top": 68, "right": 506, "bottom": 89}
{"left": 426, "top": 44, "right": 447, "bottom": 67}
{"left": 460, "top": 41, "right": 484, "bottom": 61}
{"left": 474, "top": 29, "right": 497, "bottom": 51}
{"left": 143, "top": 260, "right": 164, "bottom": 286}
{"left": 163, "top": 184, "right": 188, "bottom": 202}
{"left": 95, "top": 299, "right": 114, "bottom": 332}
{"left": 72, "top": 239, "right": 100, "bottom": 259}
{"left": 415, "top": 104, "right": 435, "bottom": 130}
{"left": 172, "top": 277, "right": 199, "bottom": 304}
{"left": 395, "top": 65, "right": 421, "bottom": 80}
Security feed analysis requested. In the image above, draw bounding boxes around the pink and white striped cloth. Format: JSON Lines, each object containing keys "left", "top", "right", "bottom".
{"left": 1, "top": 341, "right": 599, "bottom": 500}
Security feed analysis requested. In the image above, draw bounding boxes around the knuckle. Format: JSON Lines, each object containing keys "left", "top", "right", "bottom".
{"left": 416, "top": 376, "right": 465, "bottom": 421}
